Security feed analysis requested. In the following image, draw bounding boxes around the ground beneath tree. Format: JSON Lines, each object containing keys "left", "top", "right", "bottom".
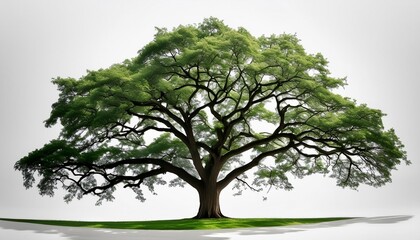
{"left": 0, "top": 217, "right": 348, "bottom": 230}
{"left": 0, "top": 216, "right": 416, "bottom": 240}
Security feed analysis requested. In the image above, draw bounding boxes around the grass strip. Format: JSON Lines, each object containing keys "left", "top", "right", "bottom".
{"left": 0, "top": 217, "right": 351, "bottom": 230}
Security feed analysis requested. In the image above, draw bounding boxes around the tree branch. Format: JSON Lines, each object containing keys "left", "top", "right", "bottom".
{"left": 218, "top": 140, "right": 295, "bottom": 190}
{"left": 235, "top": 177, "right": 262, "bottom": 192}
{"left": 99, "top": 157, "right": 201, "bottom": 189}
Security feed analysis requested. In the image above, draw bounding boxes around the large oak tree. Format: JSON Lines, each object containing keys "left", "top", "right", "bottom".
{"left": 16, "top": 18, "right": 408, "bottom": 218}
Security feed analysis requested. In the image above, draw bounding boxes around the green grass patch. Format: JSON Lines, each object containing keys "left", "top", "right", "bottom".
{"left": 0, "top": 217, "right": 351, "bottom": 230}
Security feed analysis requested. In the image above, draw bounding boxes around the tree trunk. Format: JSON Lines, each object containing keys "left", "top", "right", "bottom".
{"left": 194, "top": 182, "right": 226, "bottom": 218}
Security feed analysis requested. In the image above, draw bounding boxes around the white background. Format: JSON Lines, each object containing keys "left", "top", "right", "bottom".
{"left": 1, "top": 0, "right": 419, "bottom": 222}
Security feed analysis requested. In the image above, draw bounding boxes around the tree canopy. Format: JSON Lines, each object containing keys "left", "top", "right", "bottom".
{"left": 15, "top": 18, "right": 408, "bottom": 218}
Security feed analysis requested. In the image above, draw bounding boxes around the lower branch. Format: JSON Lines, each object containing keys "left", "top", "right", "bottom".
{"left": 235, "top": 177, "right": 262, "bottom": 192}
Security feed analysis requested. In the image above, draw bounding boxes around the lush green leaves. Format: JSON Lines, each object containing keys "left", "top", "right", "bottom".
{"left": 16, "top": 18, "right": 408, "bottom": 207}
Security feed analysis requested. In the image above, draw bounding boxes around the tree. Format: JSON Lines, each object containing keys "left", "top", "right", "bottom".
{"left": 15, "top": 18, "right": 408, "bottom": 219}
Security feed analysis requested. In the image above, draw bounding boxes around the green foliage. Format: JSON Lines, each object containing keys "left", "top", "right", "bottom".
{"left": 15, "top": 18, "right": 408, "bottom": 211}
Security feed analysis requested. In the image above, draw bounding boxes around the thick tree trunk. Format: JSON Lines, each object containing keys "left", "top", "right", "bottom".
{"left": 194, "top": 182, "right": 226, "bottom": 218}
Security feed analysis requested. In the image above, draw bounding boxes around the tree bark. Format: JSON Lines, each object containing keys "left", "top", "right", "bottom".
{"left": 194, "top": 181, "right": 226, "bottom": 218}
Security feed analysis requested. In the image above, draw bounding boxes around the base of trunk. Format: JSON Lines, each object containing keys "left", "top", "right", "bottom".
{"left": 193, "top": 211, "right": 228, "bottom": 219}
{"left": 194, "top": 204, "right": 227, "bottom": 219}
{"left": 195, "top": 184, "right": 227, "bottom": 219}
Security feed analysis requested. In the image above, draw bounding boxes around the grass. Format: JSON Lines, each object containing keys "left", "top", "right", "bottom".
{"left": 0, "top": 217, "right": 351, "bottom": 230}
